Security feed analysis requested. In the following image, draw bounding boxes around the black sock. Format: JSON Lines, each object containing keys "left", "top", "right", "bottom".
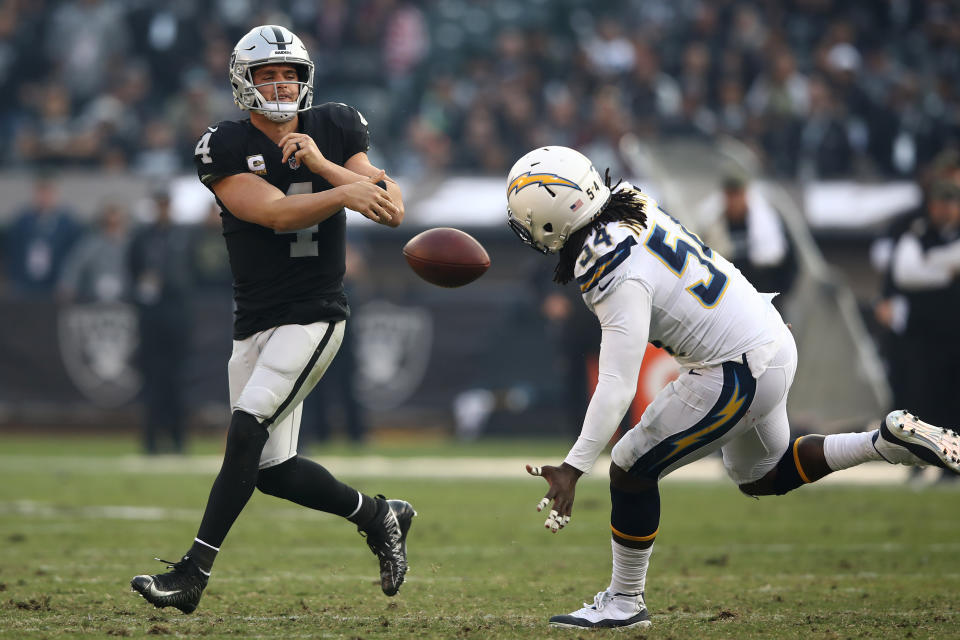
{"left": 350, "top": 493, "right": 378, "bottom": 528}
{"left": 195, "top": 411, "right": 268, "bottom": 548}
{"left": 187, "top": 538, "right": 218, "bottom": 574}
{"left": 256, "top": 456, "right": 377, "bottom": 525}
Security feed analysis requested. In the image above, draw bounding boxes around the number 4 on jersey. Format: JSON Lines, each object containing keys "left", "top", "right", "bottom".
{"left": 195, "top": 130, "right": 214, "bottom": 164}
{"left": 280, "top": 182, "right": 319, "bottom": 257}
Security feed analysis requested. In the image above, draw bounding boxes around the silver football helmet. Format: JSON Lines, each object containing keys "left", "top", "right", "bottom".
{"left": 229, "top": 25, "right": 314, "bottom": 123}
{"left": 506, "top": 146, "right": 611, "bottom": 253}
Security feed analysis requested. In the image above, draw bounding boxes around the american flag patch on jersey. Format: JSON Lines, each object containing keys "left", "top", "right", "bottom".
{"left": 570, "top": 199, "right": 583, "bottom": 212}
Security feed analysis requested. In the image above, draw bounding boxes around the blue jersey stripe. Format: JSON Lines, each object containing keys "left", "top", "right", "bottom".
{"left": 576, "top": 236, "right": 637, "bottom": 293}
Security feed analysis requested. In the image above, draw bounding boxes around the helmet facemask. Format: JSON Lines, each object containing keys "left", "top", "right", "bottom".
{"left": 229, "top": 26, "right": 315, "bottom": 123}
{"left": 507, "top": 206, "right": 575, "bottom": 254}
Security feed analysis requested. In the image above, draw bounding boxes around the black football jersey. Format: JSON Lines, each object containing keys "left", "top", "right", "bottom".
{"left": 193, "top": 103, "right": 370, "bottom": 339}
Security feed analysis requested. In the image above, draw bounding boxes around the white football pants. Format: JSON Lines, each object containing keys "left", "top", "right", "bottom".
{"left": 612, "top": 322, "right": 798, "bottom": 485}
{"left": 228, "top": 320, "right": 345, "bottom": 469}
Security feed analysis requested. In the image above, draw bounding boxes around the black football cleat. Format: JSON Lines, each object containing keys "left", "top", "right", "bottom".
{"left": 359, "top": 495, "right": 416, "bottom": 596}
{"left": 130, "top": 555, "right": 209, "bottom": 614}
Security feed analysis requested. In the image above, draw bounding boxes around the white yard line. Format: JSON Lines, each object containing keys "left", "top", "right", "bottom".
{"left": 0, "top": 454, "right": 938, "bottom": 484}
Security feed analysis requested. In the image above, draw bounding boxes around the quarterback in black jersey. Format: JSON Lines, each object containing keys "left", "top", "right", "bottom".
{"left": 131, "top": 25, "right": 415, "bottom": 615}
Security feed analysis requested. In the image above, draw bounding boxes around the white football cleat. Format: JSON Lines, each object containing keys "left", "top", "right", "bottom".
{"left": 548, "top": 590, "right": 651, "bottom": 629}
{"left": 874, "top": 410, "right": 960, "bottom": 474}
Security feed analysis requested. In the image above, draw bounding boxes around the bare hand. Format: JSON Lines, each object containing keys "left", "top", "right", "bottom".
{"left": 526, "top": 462, "right": 583, "bottom": 533}
{"left": 278, "top": 133, "right": 327, "bottom": 174}
{"left": 339, "top": 170, "right": 397, "bottom": 225}
{"left": 873, "top": 299, "right": 893, "bottom": 330}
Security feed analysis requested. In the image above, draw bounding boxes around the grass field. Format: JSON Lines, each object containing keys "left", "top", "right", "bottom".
{"left": 1, "top": 433, "right": 958, "bottom": 639}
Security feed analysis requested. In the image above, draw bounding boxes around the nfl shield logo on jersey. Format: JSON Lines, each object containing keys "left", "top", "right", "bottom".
{"left": 288, "top": 155, "right": 300, "bottom": 170}
{"left": 57, "top": 303, "right": 142, "bottom": 407}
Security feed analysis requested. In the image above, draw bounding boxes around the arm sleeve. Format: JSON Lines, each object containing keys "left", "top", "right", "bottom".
{"left": 891, "top": 233, "right": 954, "bottom": 290}
{"left": 563, "top": 279, "right": 652, "bottom": 473}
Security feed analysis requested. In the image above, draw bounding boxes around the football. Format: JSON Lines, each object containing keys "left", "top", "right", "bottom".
{"left": 402, "top": 227, "right": 491, "bottom": 288}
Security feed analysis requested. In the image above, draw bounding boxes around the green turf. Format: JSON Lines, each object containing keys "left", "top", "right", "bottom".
{"left": 0, "top": 435, "right": 957, "bottom": 639}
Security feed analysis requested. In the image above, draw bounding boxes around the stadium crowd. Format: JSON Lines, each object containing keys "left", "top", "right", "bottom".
{"left": 0, "top": 0, "right": 958, "bottom": 181}
{"left": 0, "top": 0, "right": 958, "bottom": 454}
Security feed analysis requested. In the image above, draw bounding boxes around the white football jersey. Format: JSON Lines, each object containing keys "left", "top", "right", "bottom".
{"left": 574, "top": 190, "right": 777, "bottom": 368}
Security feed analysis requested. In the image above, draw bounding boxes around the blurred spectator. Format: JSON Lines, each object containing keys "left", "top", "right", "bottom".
{"left": 56, "top": 201, "right": 130, "bottom": 304}
{"left": 714, "top": 76, "right": 748, "bottom": 139}
{"left": 132, "top": 118, "right": 180, "bottom": 178}
{"left": 625, "top": 42, "right": 681, "bottom": 137}
{"left": 45, "top": 0, "right": 130, "bottom": 102}
{"left": 871, "top": 211, "right": 922, "bottom": 428}
{"left": 458, "top": 106, "right": 509, "bottom": 173}
{"left": 747, "top": 48, "right": 809, "bottom": 176}
{"left": 190, "top": 202, "right": 232, "bottom": 292}
{"left": 889, "top": 181, "right": 960, "bottom": 440}
{"left": 399, "top": 116, "right": 453, "bottom": 178}
{"left": 582, "top": 17, "right": 635, "bottom": 78}
{"left": 581, "top": 85, "right": 633, "bottom": 179}
{"left": 382, "top": 0, "right": 428, "bottom": 88}
{"left": 128, "top": 189, "right": 195, "bottom": 455}
{"left": 866, "top": 150, "right": 960, "bottom": 416}
{"left": 4, "top": 173, "right": 82, "bottom": 297}
{"left": 535, "top": 84, "right": 580, "bottom": 149}
{"left": 166, "top": 68, "right": 237, "bottom": 166}
{"left": 746, "top": 48, "right": 810, "bottom": 119}
{"left": 796, "top": 76, "right": 854, "bottom": 181}
{"left": 79, "top": 62, "right": 153, "bottom": 166}
{"left": 698, "top": 173, "right": 794, "bottom": 299}
{"left": 530, "top": 258, "right": 600, "bottom": 438}
{"left": 0, "top": 0, "right": 959, "bottom": 177}
{"left": 15, "top": 83, "right": 102, "bottom": 167}
{"left": 674, "top": 41, "right": 714, "bottom": 136}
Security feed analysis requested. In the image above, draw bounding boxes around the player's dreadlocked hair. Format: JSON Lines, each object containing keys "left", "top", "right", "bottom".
{"left": 553, "top": 170, "right": 649, "bottom": 285}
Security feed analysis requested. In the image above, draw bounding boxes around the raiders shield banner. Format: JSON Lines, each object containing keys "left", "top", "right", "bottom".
{"left": 353, "top": 300, "right": 433, "bottom": 411}
{"left": 57, "top": 303, "right": 142, "bottom": 408}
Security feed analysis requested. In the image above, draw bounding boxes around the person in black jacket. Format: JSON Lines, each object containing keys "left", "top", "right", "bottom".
{"left": 890, "top": 180, "right": 960, "bottom": 480}
{"left": 128, "top": 188, "right": 193, "bottom": 455}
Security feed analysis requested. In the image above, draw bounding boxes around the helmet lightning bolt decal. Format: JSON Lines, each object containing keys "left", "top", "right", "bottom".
{"left": 507, "top": 172, "right": 582, "bottom": 197}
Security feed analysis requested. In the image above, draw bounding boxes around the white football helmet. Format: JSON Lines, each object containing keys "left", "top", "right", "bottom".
{"left": 506, "top": 146, "right": 611, "bottom": 253}
{"left": 229, "top": 25, "right": 314, "bottom": 123}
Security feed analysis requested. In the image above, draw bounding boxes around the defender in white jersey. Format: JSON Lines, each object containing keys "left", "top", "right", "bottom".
{"left": 506, "top": 146, "right": 960, "bottom": 630}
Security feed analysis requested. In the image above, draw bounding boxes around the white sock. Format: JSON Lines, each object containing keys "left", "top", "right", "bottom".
{"left": 608, "top": 539, "right": 653, "bottom": 597}
{"left": 823, "top": 430, "right": 881, "bottom": 471}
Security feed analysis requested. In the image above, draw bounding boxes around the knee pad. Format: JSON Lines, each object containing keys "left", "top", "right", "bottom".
{"left": 610, "top": 483, "right": 660, "bottom": 546}
{"left": 256, "top": 456, "right": 296, "bottom": 496}
{"left": 771, "top": 437, "right": 810, "bottom": 495}
{"left": 225, "top": 410, "right": 269, "bottom": 458}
